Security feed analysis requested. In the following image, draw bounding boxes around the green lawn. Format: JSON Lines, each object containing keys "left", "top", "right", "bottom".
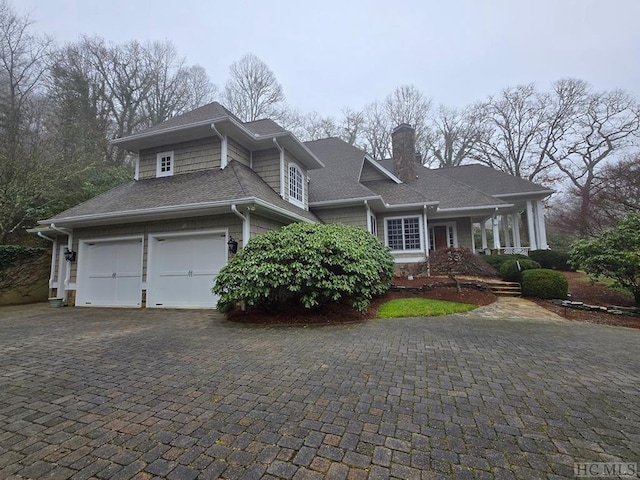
{"left": 377, "top": 298, "right": 478, "bottom": 318}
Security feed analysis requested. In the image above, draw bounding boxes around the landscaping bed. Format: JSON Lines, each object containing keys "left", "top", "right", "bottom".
{"left": 532, "top": 271, "right": 640, "bottom": 329}
{"left": 226, "top": 276, "right": 497, "bottom": 325}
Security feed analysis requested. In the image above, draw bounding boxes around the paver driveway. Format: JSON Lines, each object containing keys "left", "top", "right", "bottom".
{"left": 0, "top": 303, "right": 639, "bottom": 479}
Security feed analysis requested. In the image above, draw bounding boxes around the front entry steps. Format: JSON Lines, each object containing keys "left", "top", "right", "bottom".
{"left": 485, "top": 280, "right": 522, "bottom": 297}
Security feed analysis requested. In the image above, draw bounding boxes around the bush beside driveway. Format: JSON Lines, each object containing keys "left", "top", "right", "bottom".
{"left": 0, "top": 304, "right": 639, "bottom": 479}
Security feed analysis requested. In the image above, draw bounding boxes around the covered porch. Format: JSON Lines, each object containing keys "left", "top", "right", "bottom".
{"left": 472, "top": 199, "right": 549, "bottom": 256}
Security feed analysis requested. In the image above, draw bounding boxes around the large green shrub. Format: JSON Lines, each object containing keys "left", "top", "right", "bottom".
{"left": 529, "top": 250, "right": 573, "bottom": 271}
{"left": 482, "top": 254, "right": 528, "bottom": 271}
{"left": 522, "top": 269, "right": 569, "bottom": 299}
{"left": 213, "top": 223, "right": 394, "bottom": 313}
{"left": 499, "top": 259, "right": 541, "bottom": 282}
{"left": 570, "top": 214, "right": 640, "bottom": 305}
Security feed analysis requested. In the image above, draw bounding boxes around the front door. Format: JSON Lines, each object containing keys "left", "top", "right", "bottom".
{"left": 434, "top": 226, "right": 448, "bottom": 250}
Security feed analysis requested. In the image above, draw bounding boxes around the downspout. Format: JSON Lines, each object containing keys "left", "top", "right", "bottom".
{"left": 211, "top": 124, "right": 228, "bottom": 169}
{"left": 231, "top": 204, "right": 250, "bottom": 251}
{"left": 423, "top": 205, "right": 430, "bottom": 276}
{"left": 273, "top": 138, "right": 285, "bottom": 198}
{"left": 50, "top": 223, "right": 72, "bottom": 304}
{"left": 38, "top": 232, "right": 56, "bottom": 295}
{"left": 364, "top": 200, "right": 371, "bottom": 233}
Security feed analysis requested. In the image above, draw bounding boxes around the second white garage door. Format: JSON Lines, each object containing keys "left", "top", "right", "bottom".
{"left": 147, "top": 232, "right": 228, "bottom": 308}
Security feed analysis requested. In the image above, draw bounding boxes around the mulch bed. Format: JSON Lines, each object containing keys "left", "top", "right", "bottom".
{"left": 226, "top": 277, "right": 497, "bottom": 325}
{"left": 531, "top": 271, "right": 640, "bottom": 329}
{"left": 226, "top": 272, "right": 640, "bottom": 328}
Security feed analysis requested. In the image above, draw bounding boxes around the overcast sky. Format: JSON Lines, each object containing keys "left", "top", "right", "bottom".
{"left": 21, "top": 0, "right": 640, "bottom": 117}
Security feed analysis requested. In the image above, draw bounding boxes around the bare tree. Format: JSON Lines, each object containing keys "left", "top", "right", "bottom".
{"left": 338, "top": 107, "right": 364, "bottom": 145}
{"left": 222, "top": 53, "right": 284, "bottom": 122}
{"left": 595, "top": 155, "right": 640, "bottom": 224}
{"left": 361, "top": 100, "right": 392, "bottom": 160}
{"left": 385, "top": 84, "right": 431, "bottom": 156}
{"left": 140, "top": 41, "right": 215, "bottom": 127}
{"left": 425, "top": 104, "right": 483, "bottom": 168}
{"left": 545, "top": 87, "right": 640, "bottom": 235}
{"left": 471, "top": 84, "right": 556, "bottom": 181}
{"left": 0, "top": 0, "right": 53, "bottom": 242}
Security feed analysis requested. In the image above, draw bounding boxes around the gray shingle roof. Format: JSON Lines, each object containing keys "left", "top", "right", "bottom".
{"left": 131, "top": 102, "right": 233, "bottom": 136}
{"left": 433, "top": 164, "right": 553, "bottom": 196}
{"left": 305, "top": 138, "right": 379, "bottom": 203}
{"left": 243, "top": 119, "right": 288, "bottom": 136}
{"left": 306, "top": 138, "right": 508, "bottom": 209}
{"left": 45, "top": 161, "right": 318, "bottom": 223}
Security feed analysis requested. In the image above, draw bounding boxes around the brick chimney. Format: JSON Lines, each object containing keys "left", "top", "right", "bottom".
{"left": 392, "top": 123, "right": 417, "bottom": 183}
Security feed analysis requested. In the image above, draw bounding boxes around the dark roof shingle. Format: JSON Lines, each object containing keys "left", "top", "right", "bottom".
{"left": 46, "top": 161, "right": 318, "bottom": 223}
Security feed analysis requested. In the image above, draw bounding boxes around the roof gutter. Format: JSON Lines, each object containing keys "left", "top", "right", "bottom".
{"left": 436, "top": 203, "right": 513, "bottom": 212}
{"left": 38, "top": 198, "right": 258, "bottom": 226}
{"left": 310, "top": 196, "right": 383, "bottom": 208}
{"left": 273, "top": 137, "right": 285, "bottom": 198}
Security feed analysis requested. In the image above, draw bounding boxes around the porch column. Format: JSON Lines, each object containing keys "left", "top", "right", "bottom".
{"left": 512, "top": 213, "right": 521, "bottom": 248}
{"left": 481, "top": 221, "right": 488, "bottom": 251}
{"left": 502, "top": 216, "right": 511, "bottom": 248}
{"left": 535, "top": 200, "right": 548, "bottom": 249}
{"left": 470, "top": 223, "right": 477, "bottom": 253}
{"left": 492, "top": 215, "right": 501, "bottom": 250}
{"left": 526, "top": 201, "right": 537, "bottom": 250}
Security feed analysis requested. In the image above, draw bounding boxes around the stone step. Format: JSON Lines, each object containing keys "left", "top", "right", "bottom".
{"left": 485, "top": 280, "right": 522, "bottom": 297}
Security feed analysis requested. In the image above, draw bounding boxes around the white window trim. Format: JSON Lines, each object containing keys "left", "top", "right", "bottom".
{"left": 429, "top": 222, "right": 459, "bottom": 250}
{"left": 288, "top": 162, "right": 305, "bottom": 208}
{"left": 156, "top": 151, "right": 174, "bottom": 177}
{"left": 384, "top": 215, "right": 423, "bottom": 252}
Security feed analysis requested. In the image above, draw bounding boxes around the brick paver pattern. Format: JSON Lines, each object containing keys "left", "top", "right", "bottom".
{"left": 0, "top": 303, "right": 638, "bottom": 479}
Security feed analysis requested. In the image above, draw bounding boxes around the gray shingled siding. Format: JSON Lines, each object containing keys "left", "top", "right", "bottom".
{"left": 359, "top": 162, "right": 388, "bottom": 182}
{"left": 138, "top": 138, "right": 221, "bottom": 179}
{"left": 252, "top": 148, "right": 281, "bottom": 194}
{"left": 69, "top": 214, "right": 242, "bottom": 287}
{"left": 249, "top": 215, "right": 286, "bottom": 240}
{"left": 314, "top": 206, "right": 368, "bottom": 229}
{"left": 227, "top": 138, "right": 250, "bottom": 167}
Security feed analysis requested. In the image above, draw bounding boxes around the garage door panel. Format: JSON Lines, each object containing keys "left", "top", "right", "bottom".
{"left": 77, "top": 239, "right": 142, "bottom": 307}
{"left": 148, "top": 233, "right": 226, "bottom": 308}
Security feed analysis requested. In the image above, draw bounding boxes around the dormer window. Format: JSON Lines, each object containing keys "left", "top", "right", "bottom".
{"left": 288, "top": 163, "right": 304, "bottom": 207}
{"left": 156, "top": 151, "right": 174, "bottom": 177}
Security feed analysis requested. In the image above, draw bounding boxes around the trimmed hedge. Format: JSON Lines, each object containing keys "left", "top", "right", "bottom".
{"left": 522, "top": 269, "right": 569, "bottom": 299}
{"left": 528, "top": 250, "right": 573, "bottom": 271}
{"left": 499, "top": 259, "right": 541, "bottom": 282}
{"left": 213, "top": 223, "right": 394, "bottom": 314}
{"left": 482, "top": 254, "right": 529, "bottom": 271}
{"left": 0, "top": 245, "right": 47, "bottom": 270}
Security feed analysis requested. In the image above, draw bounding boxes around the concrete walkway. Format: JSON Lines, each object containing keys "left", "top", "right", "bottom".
{"left": 462, "top": 297, "right": 565, "bottom": 322}
{"left": 0, "top": 303, "right": 638, "bottom": 479}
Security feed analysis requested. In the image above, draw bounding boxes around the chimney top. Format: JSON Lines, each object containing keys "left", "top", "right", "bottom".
{"left": 392, "top": 123, "right": 414, "bottom": 135}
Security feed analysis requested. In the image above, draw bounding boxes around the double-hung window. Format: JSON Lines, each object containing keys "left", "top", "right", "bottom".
{"left": 156, "top": 151, "right": 174, "bottom": 177}
{"left": 288, "top": 163, "right": 304, "bottom": 207}
{"left": 385, "top": 217, "right": 422, "bottom": 251}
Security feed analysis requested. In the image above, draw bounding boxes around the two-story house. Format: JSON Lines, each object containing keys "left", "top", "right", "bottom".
{"left": 35, "top": 102, "right": 553, "bottom": 309}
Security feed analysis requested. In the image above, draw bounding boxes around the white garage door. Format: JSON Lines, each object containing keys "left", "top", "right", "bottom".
{"left": 148, "top": 232, "right": 227, "bottom": 308}
{"left": 76, "top": 238, "right": 143, "bottom": 307}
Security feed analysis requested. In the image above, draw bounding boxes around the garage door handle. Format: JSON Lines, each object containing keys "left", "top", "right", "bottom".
{"left": 112, "top": 273, "right": 117, "bottom": 279}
